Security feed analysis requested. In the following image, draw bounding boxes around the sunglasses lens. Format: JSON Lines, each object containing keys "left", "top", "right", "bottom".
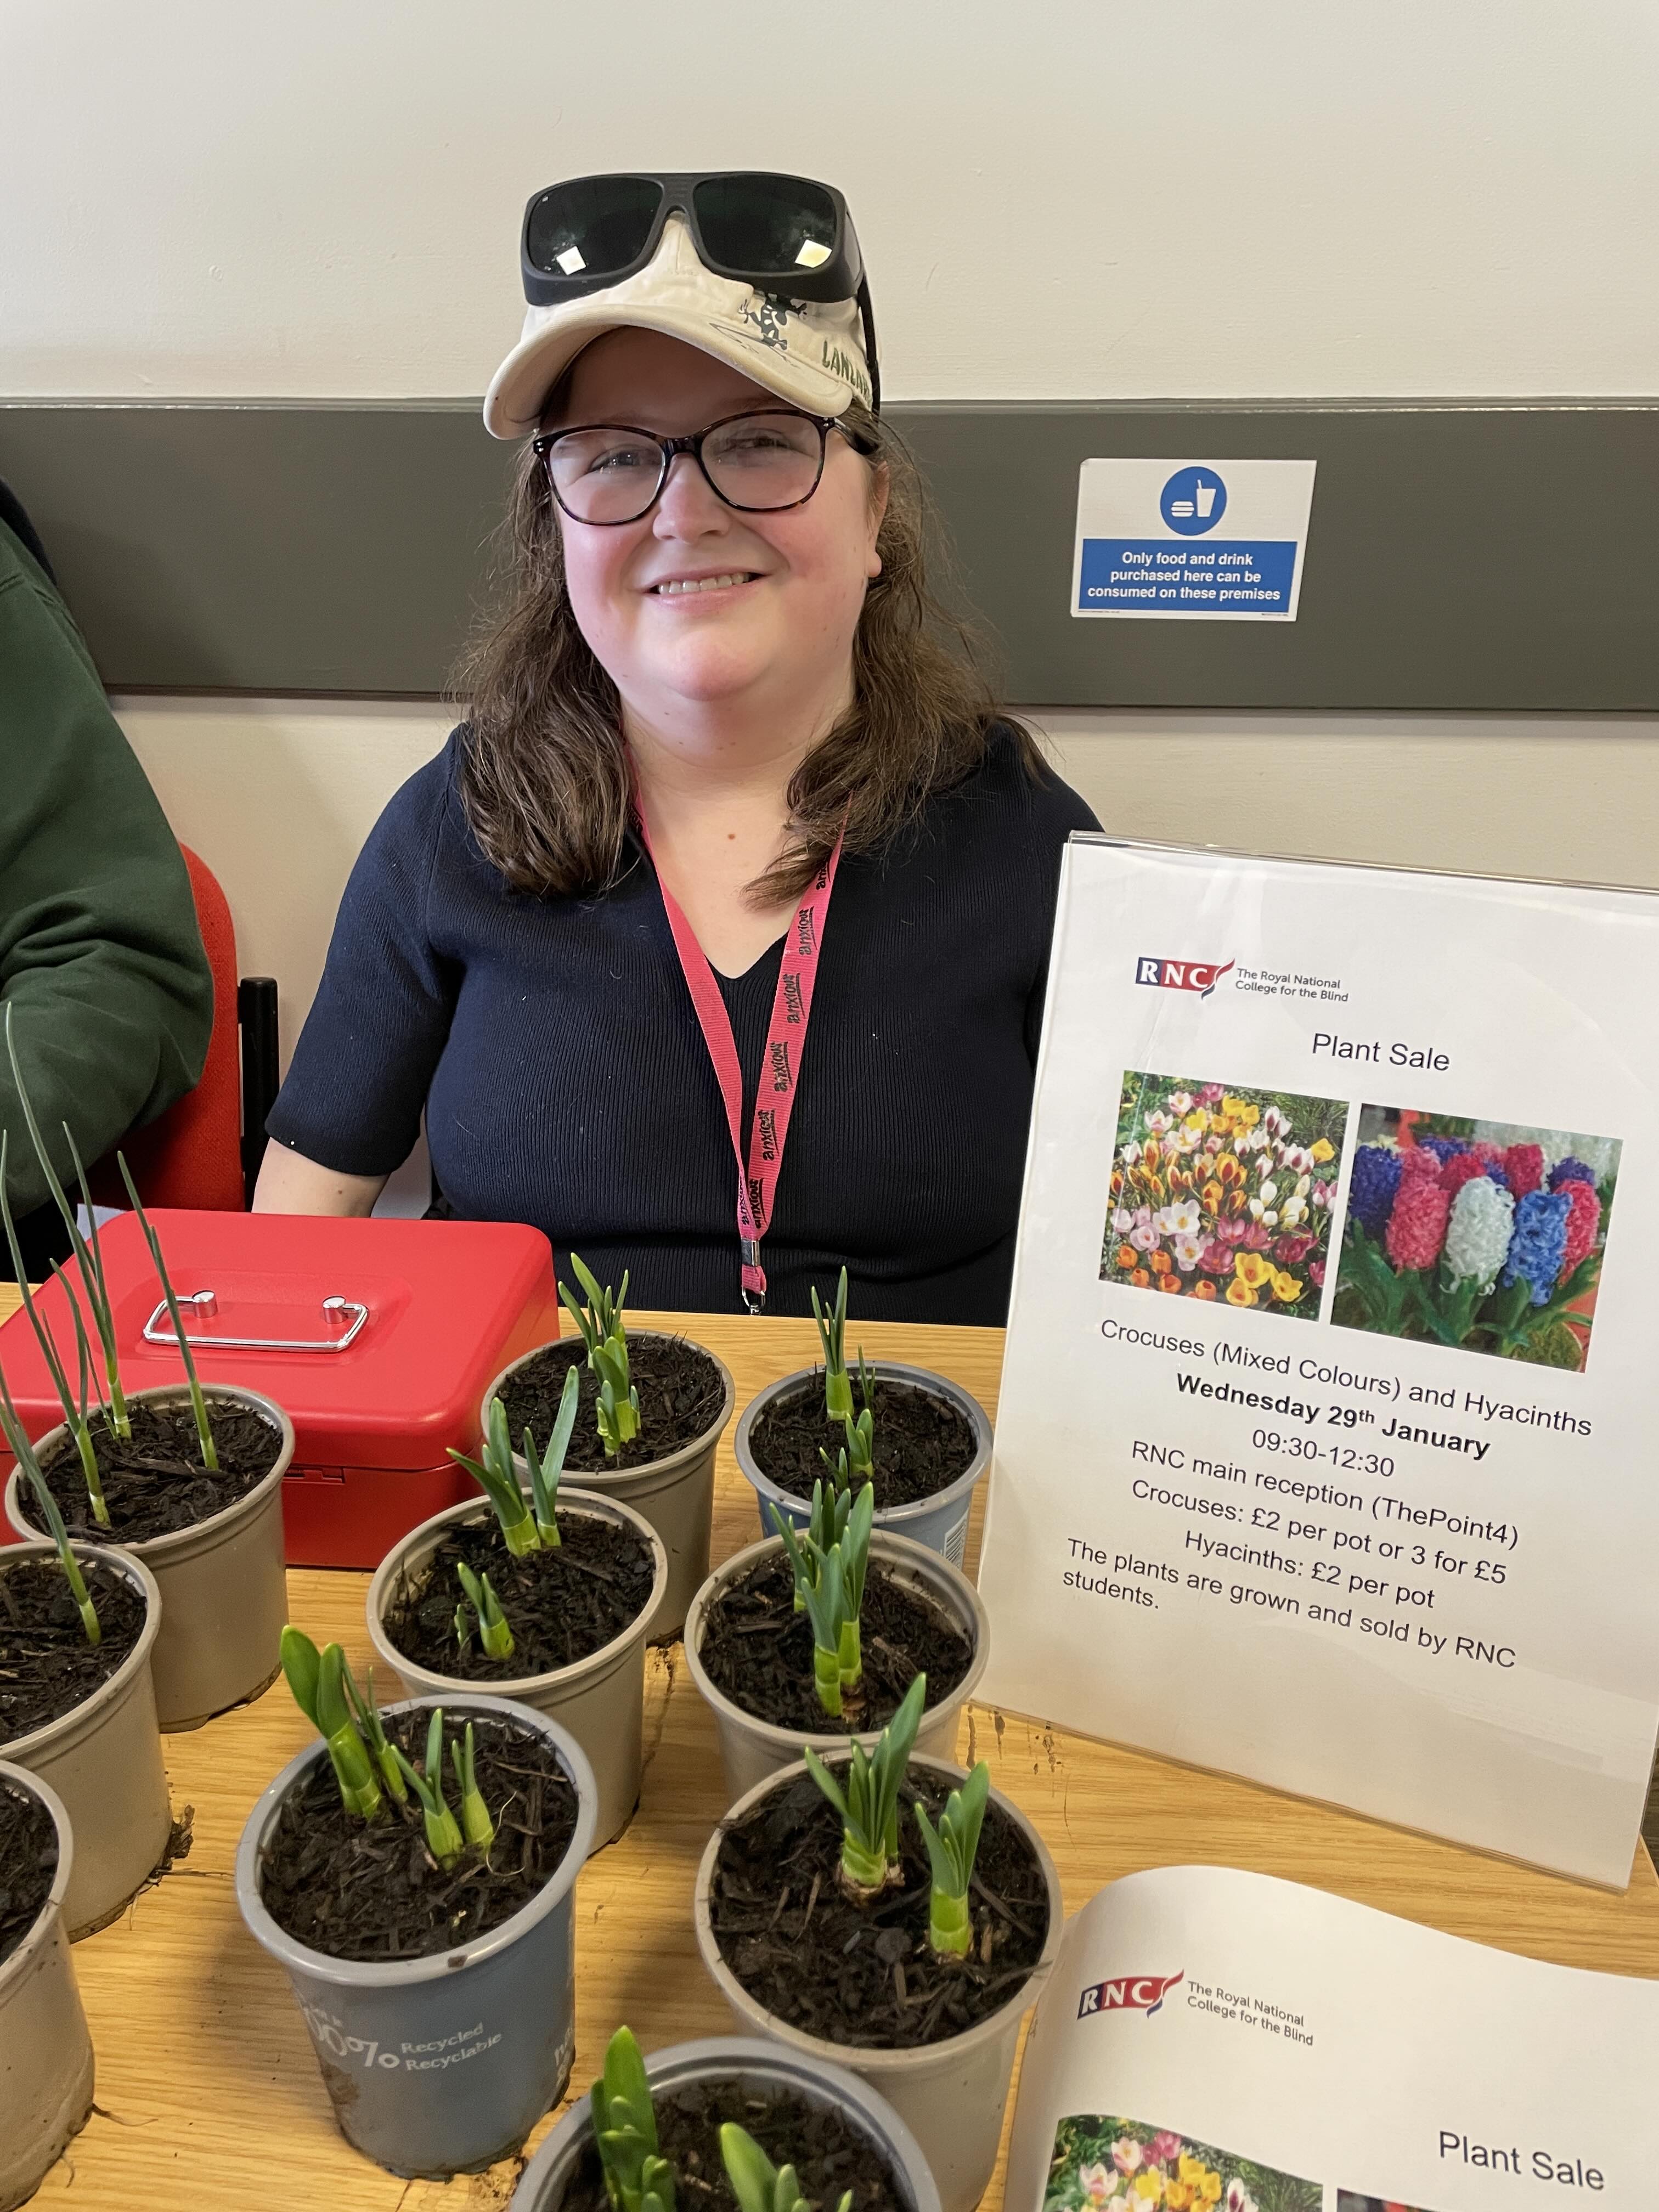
{"left": 693, "top": 174, "right": 839, "bottom": 278}
{"left": 526, "top": 176, "right": 661, "bottom": 280}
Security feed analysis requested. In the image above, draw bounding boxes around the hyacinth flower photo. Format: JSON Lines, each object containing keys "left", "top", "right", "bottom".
{"left": 1102, "top": 1073, "right": 1347, "bottom": 1316}
{"left": 1334, "top": 1109, "right": 1621, "bottom": 1370}
{"left": 1044, "top": 2114, "right": 1319, "bottom": 2212}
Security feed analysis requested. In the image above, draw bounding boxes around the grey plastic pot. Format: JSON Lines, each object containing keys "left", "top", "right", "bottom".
{"left": 735, "top": 1363, "right": 992, "bottom": 1572}
{"left": 0, "top": 1762, "right": 95, "bottom": 2212}
{"left": 684, "top": 1528, "right": 991, "bottom": 1808}
{"left": 511, "top": 2035, "right": 941, "bottom": 2212}
{"left": 237, "top": 1692, "right": 597, "bottom": 2180}
{"left": 365, "top": 1489, "right": 667, "bottom": 1849}
{"left": 484, "top": 1334, "right": 734, "bottom": 1643}
{"left": 1, "top": 1539, "right": 171, "bottom": 1940}
{"left": 695, "top": 1751, "right": 1063, "bottom": 2212}
{"left": 7, "top": 1381, "right": 295, "bottom": 1731}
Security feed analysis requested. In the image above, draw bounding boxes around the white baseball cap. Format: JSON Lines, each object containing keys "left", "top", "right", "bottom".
{"left": 483, "top": 213, "right": 873, "bottom": 440}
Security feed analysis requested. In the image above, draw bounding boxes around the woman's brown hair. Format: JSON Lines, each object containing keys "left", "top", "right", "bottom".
{"left": 455, "top": 398, "right": 1044, "bottom": 908}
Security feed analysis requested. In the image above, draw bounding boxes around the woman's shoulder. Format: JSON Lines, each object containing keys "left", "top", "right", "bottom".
{"left": 938, "top": 719, "right": 1102, "bottom": 843}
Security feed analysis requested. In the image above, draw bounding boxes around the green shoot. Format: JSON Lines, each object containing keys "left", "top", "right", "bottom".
{"left": 4, "top": 1003, "right": 129, "bottom": 1437}
{"left": 116, "top": 1153, "right": 217, "bottom": 1470}
{"left": 0, "top": 1362, "right": 100, "bottom": 1645}
{"left": 818, "top": 1404, "right": 873, "bottom": 1494}
{"left": 455, "top": 1559, "right": 515, "bottom": 1661}
{"left": 593, "top": 1332, "right": 640, "bottom": 1456}
{"left": 450, "top": 1396, "right": 541, "bottom": 1556}
{"left": 279, "top": 1627, "right": 382, "bottom": 1820}
{"left": 778, "top": 1482, "right": 874, "bottom": 1718}
{"left": 720, "top": 2125, "right": 850, "bottom": 2212}
{"left": 390, "top": 1707, "right": 466, "bottom": 1867}
{"left": 449, "top": 1720, "right": 496, "bottom": 1852}
{"left": 0, "top": 1130, "right": 108, "bottom": 1521}
{"left": 810, "top": 1267, "right": 853, "bottom": 1424}
{"left": 803, "top": 1670, "right": 926, "bottom": 1895}
{"left": 524, "top": 1363, "right": 580, "bottom": 1545}
{"left": 342, "top": 1662, "right": 408, "bottom": 1805}
{"left": 769, "top": 1480, "right": 850, "bottom": 1613}
{"left": 591, "top": 2025, "right": 675, "bottom": 2212}
{"left": 559, "top": 1253, "right": 629, "bottom": 1365}
{"left": 914, "top": 1759, "right": 991, "bottom": 1959}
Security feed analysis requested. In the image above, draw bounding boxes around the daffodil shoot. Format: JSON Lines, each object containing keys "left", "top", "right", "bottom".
{"left": 591, "top": 2026, "right": 675, "bottom": 2212}
{"left": 561, "top": 1255, "right": 641, "bottom": 1455}
{"left": 914, "top": 1758, "right": 991, "bottom": 1958}
{"left": 720, "top": 2124, "right": 851, "bottom": 2212}
{"left": 0, "top": 1362, "right": 101, "bottom": 1646}
{"left": 280, "top": 1627, "right": 383, "bottom": 1820}
{"left": 803, "top": 1669, "right": 926, "bottom": 1895}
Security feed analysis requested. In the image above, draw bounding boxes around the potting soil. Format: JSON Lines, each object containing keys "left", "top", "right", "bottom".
{"left": 707, "top": 1767, "right": 1049, "bottom": 2050}
{"left": 561, "top": 2079, "right": 905, "bottom": 2212}
{"left": 749, "top": 1375, "right": 976, "bottom": 1510}
{"left": 497, "top": 1336, "right": 725, "bottom": 1473}
{"left": 383, "top": 1510, "right": 658, "bottom": 1680}
{"left": 258, "top": 1709, "right": 580, "bottom": 1962}
{"left": 40, "top": 1395, "right": 284, "bottom": 1542}
{"left": 698, "top": 1552, "right": 973, "bottom": 1733}
{"left": 0, "top": 1777, "right": 57, "bottom": 1970}
{"left": 0, "top": 1556, "right": 148, "bottom": 1740}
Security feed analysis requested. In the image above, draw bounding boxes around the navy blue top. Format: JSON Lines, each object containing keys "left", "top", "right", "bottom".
{"left": 267, "top": 725, "right": 1099, "bottom": 1323}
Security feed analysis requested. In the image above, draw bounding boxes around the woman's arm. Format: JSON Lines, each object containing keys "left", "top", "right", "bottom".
{"left": 253, "top": 1142, "right": 386, "bottom": 1217}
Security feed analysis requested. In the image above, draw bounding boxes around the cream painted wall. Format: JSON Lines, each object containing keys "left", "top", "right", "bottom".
{"left": 6, "top": 1, "right": 1658, "bottom": 402}
{"left": 115, "top": 698, "right": 1659, "bottom": 1081}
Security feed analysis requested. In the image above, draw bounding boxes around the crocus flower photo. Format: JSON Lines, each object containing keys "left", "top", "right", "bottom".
{"left": 1333, "top": 1108, "right": 1620, "bottom": 1370}
{"left": 1101, "top": 1072, "right": 1347, "bottom": 1319}
{"left": 1047, "top": 2115, "right": 1318, "bottom": 2212}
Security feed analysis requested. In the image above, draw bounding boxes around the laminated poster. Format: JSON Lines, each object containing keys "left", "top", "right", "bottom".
{"left": 1003, "top": 1865, "right": 1657, "bottom": 2212}
{"left": 978, "top": 839, "right": 1659, "bottom": 1886}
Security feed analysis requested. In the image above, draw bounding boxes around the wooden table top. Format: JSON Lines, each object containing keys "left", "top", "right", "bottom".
{"left": 4, "top": 1286, "right": 1657, "bottom": 2212}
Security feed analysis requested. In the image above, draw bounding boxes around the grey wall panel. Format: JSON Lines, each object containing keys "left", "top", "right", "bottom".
{"left": 1, "top": 399, "right": 1655, "bottom": 708}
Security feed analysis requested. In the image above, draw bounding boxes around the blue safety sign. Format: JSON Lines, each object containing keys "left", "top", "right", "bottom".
{"left": 1072, "top": 458, "right": 1317, "bottom": 622}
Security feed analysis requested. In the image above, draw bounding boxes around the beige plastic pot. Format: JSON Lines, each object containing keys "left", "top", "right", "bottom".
{"left": 511, "top": 2036, "right": 943, "bottom": 2212}
{"left": 1, "top": 1541, "right": 171, "bottom": 1940}
{"left": 684, "top": 1528, "right": 991, "bottom": 1807}
{"left": 695, "top": 1751, "right": 1063, "bottom": 2212}
{"left": 7, "top": 1382, "right": 295, "bottom": 1731}
{"left": 0, "top": 1761, "right": 95, "bottom": 2212}
{"left": 366, "top": 1489, "right": 667, "bottom": 1848}
{"left": 484, "top": 1334, "right": 733, "bottom": 1643}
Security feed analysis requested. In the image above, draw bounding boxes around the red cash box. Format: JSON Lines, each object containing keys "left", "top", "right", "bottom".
{"left": 0, "top": 1211, "right": 561, "bottom": 1570}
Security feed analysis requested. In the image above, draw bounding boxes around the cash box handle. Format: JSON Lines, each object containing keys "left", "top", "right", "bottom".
{"left": 142, "top": 1290, "right": 369, "bottom": 1353}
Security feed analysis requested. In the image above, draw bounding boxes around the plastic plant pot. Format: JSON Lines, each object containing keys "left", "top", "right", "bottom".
{"left": 7, "top": 1382, "right": 296, "bottom": 1731}
{"left": 0, "top": 1762, "right": 95, "bottom": 2212}
{"left": 484, "top": 1335, "right": 734, "bottom": 1643}
{"left": 237, "top": 1692, "right": 597, "bottom": 2180}
{"left": 734, "top": 1363, "right": 991, "bottom": 1572}
{"left": 684, "top": 1527, "right": 991, "bottom": 1807}
{"left": 694, "top": 1751, "right": 1063, "bottom": 2212}
{"left": 1, "top": 1539, "right": 171, "bottom": 1940}
{"left": 366, "top": 1489, "right": 667, "bottom": 1849}
{"left": 510, "top": 2035, "right": 941, "bottom": 2212}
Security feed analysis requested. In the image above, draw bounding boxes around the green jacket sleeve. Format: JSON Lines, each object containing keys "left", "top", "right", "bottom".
{"left": 0, "top": 526, "right": 213, "bottom": 1217}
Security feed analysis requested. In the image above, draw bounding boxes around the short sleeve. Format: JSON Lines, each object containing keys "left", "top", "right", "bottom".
{"left": 264, "top": 736, "right": 460, "bottom": 1176}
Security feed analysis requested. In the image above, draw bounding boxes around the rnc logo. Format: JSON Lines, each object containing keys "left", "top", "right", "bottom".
{"left": 1077, "top": 1972, "right": 1184, "bottom": 2022}
{"left": 1135, "top": 957, "right": 1234, "bottom": 999}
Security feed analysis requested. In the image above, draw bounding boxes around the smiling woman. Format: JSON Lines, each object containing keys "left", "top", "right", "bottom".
{"left": 255, "top": 171, "right": 1099, "bottom": 1322}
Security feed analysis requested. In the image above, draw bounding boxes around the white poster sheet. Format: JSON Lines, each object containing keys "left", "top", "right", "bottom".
{"left": 1005, "top": 1865, "right": 1657, "bottom": 2212}
{"left": 979, "top": 839, "right": 1659, "bottom": 1887}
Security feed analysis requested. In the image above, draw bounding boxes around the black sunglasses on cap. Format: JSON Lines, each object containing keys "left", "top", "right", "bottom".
{"left": 520, "top": 170, "right": 880, "bottom": 410}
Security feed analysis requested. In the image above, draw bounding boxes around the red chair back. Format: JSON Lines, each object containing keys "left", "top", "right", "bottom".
{"left": 101, "top": 847, "right": 246, "bottom": 1211}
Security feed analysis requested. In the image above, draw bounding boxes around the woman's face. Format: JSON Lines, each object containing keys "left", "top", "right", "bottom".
{"left": 546, "top": 328, "right": 885, "bottom": 733}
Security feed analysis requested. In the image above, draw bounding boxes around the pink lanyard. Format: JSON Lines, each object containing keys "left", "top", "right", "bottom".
{"left": 634, "top": 807, "right": 843, "bottom": 1312}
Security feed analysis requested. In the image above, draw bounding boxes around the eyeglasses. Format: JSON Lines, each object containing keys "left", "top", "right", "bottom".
{"left": 532, "top": 408, "right": 876, "bottom": 527}
{"left": 520, "top": 170, "right": 879, "bottom": 410}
